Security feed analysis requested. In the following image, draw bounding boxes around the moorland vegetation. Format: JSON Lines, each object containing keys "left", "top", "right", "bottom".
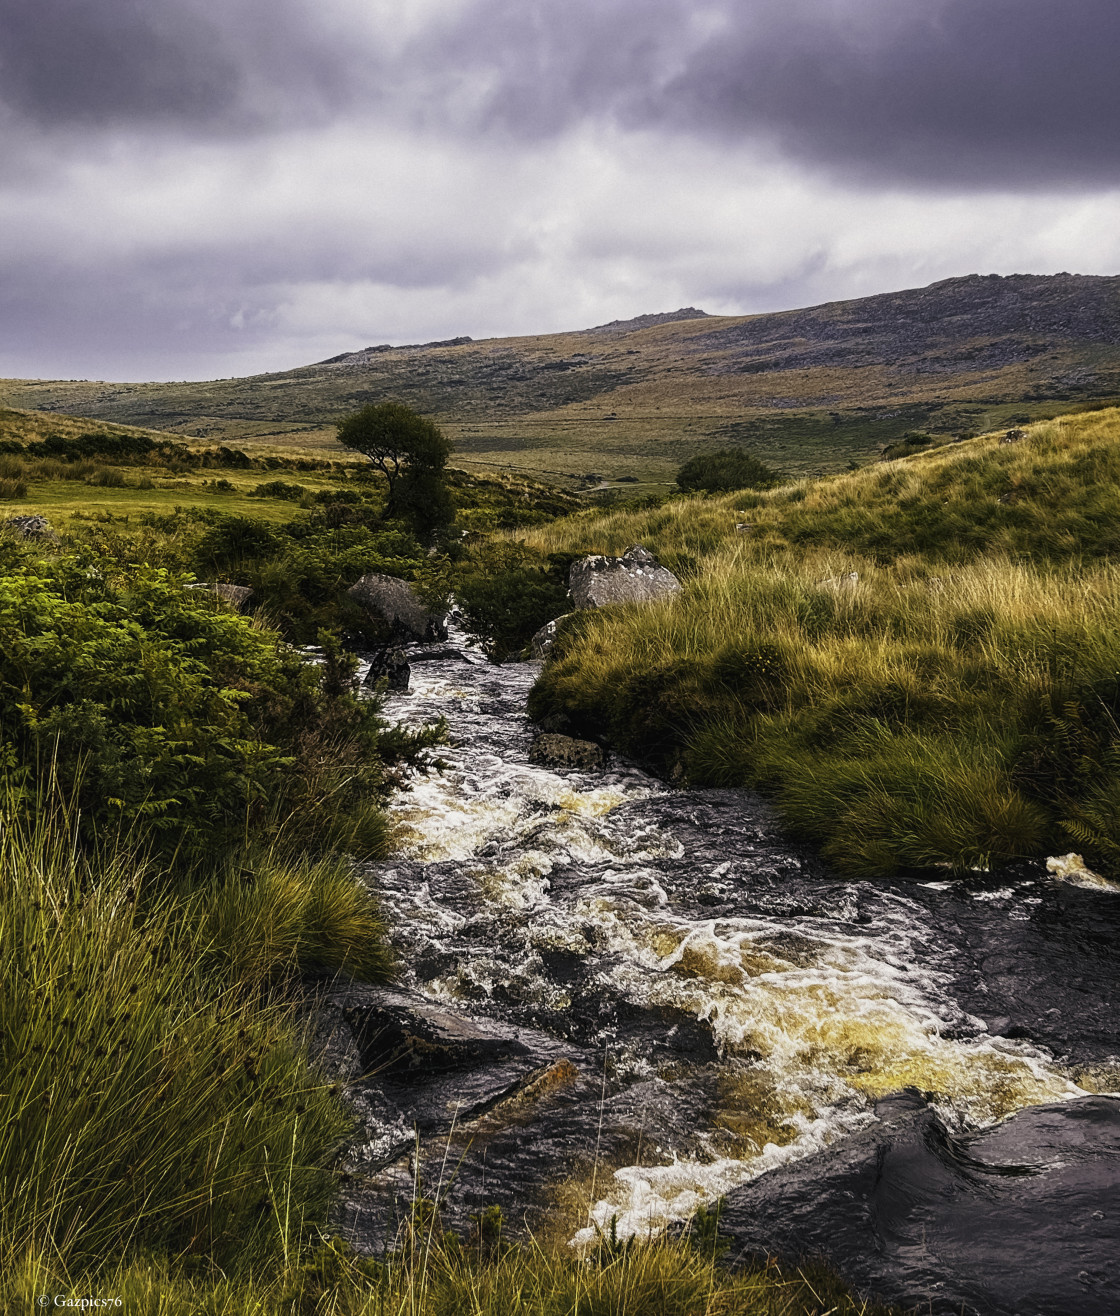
{"left": 523, "top": 407, "right": 1120, "bottom": 879}
{"left": 0, "top": 406, "right": 888, "bottom": 1313}
{"left": 7, "top": 272, "right": 1120, "bottom": 488}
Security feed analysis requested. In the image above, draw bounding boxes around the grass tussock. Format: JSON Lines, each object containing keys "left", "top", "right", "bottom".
{"left": 3, "top": 1230, "right": 895, "bottom": 1316}
{"left": 0, "top": 805, "right": 400, "bottom": 1278}
{"left": 524, "top": 409, "right": 1120, "bottom": 876}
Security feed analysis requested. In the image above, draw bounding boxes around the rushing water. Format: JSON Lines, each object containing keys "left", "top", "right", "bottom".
{"left": 335, "top": 626, "right": 1120, "bottom": 1312}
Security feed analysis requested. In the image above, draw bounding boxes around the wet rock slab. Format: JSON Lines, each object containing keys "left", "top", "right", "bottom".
{"left": 720, "top": 1090, "right": 1120, "bottom": 1316}
{"left": 314, "top": 985, "right": 569, "bottom": 1137}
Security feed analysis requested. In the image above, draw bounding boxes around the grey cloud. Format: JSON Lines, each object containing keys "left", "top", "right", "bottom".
{"left": 0, "top": 0, "right": 361, "bottom": 132}
{"left": 655, "top": 0, "right": 1120, "bottom": 188}
{"left": 412, "top": 0, "right": 1120, "bottom": 189}
{"left": 4, "top": 0, "right": 1117, "bottom": 186}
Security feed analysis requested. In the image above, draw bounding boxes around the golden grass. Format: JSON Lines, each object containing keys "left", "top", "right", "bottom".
{"left": 525, "top": 408, "right": 1120, "bottom": 875}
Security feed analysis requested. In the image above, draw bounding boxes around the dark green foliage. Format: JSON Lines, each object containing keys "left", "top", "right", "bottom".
{"left": 251, "top": 479, "right": 308, "bottom": 501}
{"left": 454, "top": 545, "right": 575, "bottom": 661}
{"left": 686, "top": 1196, "right": 732, "bottom": 1261}
{"left": 676, "top": 448, "right": 781, "bottom": 493}
{"left": 394, "top": 462, "right": 456, "bottom": 539}
{"left": 38, "top": 430, "right": 165, "bottom": 460}
{"left": 194, "top": 514, "right": 283, "bottom": 572}
{"left": 0, "top": 555, "right": 436, "bottom": 857}
{"left": 336, "top": 402, "right": 452, "bottom": 526}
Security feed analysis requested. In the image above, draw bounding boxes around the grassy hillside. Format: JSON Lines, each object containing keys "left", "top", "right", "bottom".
{"left": 5, "top": 273, "right": 1120, "bottom": 488}
{"left": 523, "top": 407, "right": 1120, "bottom": 878}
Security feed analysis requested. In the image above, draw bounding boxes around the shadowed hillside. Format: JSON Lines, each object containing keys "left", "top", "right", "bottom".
{"left": 4, "top": 273, "right": 1120, "bottom": 486}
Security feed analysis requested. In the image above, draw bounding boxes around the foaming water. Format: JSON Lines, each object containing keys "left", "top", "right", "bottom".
{"left": 354, "top": 628, "right": 1116, "bottom": 1252}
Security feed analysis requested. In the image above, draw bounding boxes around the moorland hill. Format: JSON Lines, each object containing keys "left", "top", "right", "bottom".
{"left": 4, "top": 273, "right": 1119, "bottom": 486}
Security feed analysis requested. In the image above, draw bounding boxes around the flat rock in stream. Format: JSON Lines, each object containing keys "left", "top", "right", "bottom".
{"left": 719, "top": 1089, "right": 1120, "bottom": 1316}
{"left": 313, "top": 985, "right": 570, "bottom": 1145}
{"left": 343, "top": 987, "right": 532, "bottom": 1074}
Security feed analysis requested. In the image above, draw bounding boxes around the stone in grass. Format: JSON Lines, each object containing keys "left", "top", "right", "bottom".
{"left": 569, "top": 544, "right": 681, "bottom": 609}
{"left": 187, "top": 582, "right": 254, "bottom": 609}
{"left": 529, "top": 733, "right": 605, "bottom": 771}
{"left": 3, "top": 514, "right": 58, "bottom": 542}
{"left": 529, "top": 613, "right": 574, "bottom": 658}
{"left": 817, "top": 571, "right": 859, "bottom": 591}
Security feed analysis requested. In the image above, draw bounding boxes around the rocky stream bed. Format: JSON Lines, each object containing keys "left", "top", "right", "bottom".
{"left": 311, "top": 626, "right": 1120, "bottom": 1316}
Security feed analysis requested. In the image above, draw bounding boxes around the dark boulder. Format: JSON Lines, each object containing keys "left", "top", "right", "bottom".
{"left": 529, "top": 733, "right": 605, "bottom": 771}
{"left": 347, "top": 573, "right": 446, "bottom": 642}
{"left": 363, "top": 647, "right": 410, "bottom": 693}
{"left": 719, "top": 1090, "right": 1120, "bottom": 1316}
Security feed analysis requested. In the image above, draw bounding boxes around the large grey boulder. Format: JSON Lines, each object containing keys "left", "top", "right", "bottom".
{"left": 347, "top": 573, "right": 446, "bottom": 641}
{"left": 569, "top": 544, "right": 681, "bottom": 609}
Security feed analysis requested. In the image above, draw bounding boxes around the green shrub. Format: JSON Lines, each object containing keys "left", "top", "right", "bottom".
{"left": 455, "top": 545, "right": 574, "bottom": 660}
{"left": 676, "top": 448, "right": 781, "bottom": 493}
{"left": 252, "top": 480, "right": 308, "bottom": 501}
{"left": 0, "top": 555, "right": 437, "bottom": 857}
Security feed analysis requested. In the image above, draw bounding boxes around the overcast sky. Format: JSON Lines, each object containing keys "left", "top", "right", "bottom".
{"left": 2, "top": 0, "right": 1119, "bottom": 382}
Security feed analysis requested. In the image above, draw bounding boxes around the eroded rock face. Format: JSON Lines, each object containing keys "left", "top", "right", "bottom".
{"left": 569, "top": 544, "right": 681, "bottom": 610}
{"left": 347, "top": 573, "right": 446, "bottom": 641}
{"left": 529, "top": 733, "right": 605, "bottom": 771}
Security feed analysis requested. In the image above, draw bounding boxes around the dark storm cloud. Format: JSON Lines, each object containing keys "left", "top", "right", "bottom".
{"left": 655, "top": 0, "right": 1120, "bottom": 188}
{"left": 0, "top": 0, "right": 359, "bottom": 132}
{"left": 419, "top": 0, "right": 1120, "bottom": 189}
{"left": 3, "top": 0, "right": 1117, "bottom": 186}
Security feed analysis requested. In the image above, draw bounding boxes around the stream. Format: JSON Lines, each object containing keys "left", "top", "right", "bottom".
{"left": 324, "top": 626, "right": 1120, "bottom": 1315}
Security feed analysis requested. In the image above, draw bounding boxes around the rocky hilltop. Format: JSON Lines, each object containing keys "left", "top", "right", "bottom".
{"left": 5, "top": 273, "right": 1119, "bottom": 482}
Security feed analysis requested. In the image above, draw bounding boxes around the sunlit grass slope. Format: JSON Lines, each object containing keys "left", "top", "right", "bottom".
{"left": 524, "top": 408, "right": 1120, "bottom": 877}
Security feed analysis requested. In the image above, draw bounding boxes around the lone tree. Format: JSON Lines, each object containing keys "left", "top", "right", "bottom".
{"left": 676, "top": 448, "right": 780, "bottom": 494}
{"left": 336, "top": 402, "right": 453, "bottom": 517}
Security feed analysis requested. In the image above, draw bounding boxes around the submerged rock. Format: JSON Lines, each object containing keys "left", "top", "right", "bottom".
{"left": 529, "top": 733, "right": 605, "bottom": 771}
{"left": 719, "top": 1089, "right": 1120, "bottom": 1316}
{"left": 569, "top": 544, "right": 681, "bottom": 609}
{"left": 347, "top": 573, "right": 447, "bottom": 641}
{"left": 343, "top": 987, "right": 531, "bottom": 1074}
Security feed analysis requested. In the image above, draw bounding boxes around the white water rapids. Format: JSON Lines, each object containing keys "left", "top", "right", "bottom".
{"left": 359, "top": 628, "right": 1096, "bottom": 1248}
